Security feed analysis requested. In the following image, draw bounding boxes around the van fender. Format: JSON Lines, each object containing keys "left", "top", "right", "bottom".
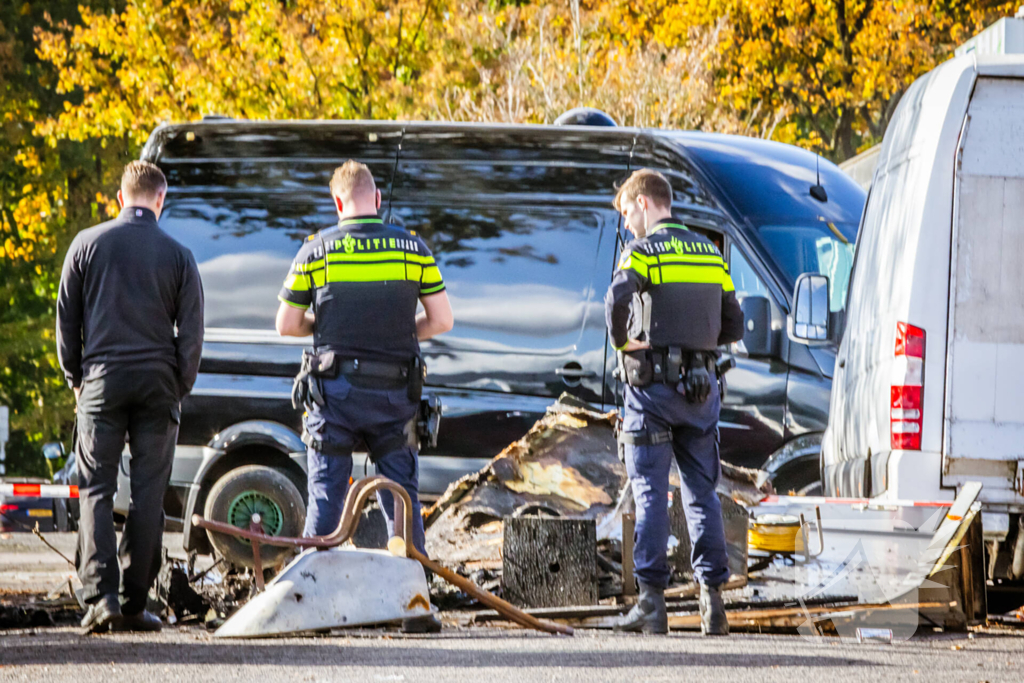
{"left": 182, "top": 420, "right": 306, "bottom": 552}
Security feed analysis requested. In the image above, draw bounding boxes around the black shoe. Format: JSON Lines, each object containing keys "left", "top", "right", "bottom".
{"left": 79, "top": 594, "right": 122, "bottom": 635}
{"left": 401, "top": 613, "right": 442, "bottom": 634}
{"left": 699, "top": 583, "right": 729, "bottom": 636}
{"left": 113, "top": 610, "right": 163, "bottom": 632}
{"left": 614, "top": 582, "right": 668, "bottom": 634}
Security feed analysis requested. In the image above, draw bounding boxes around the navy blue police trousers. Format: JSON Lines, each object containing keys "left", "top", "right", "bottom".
{"left": 621, "top": 380, "right": 729, "bottom": 589}
{"left": 301, "top": 374, "right": 426, "bottom": 555}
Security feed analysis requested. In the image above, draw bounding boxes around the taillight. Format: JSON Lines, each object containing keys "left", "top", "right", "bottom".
{"left": 891, "top": 322, "right": 925, "bottom": 450}
{"left": 0, "top": 504, "right": 18, "bottom": 512}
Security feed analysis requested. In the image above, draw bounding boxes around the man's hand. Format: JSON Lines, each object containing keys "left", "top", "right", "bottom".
{"left": 73, "top": 386, "right": 81, "bottom": 401}
{"left": 620, "top": 339, "right": 650, "bottom": 352}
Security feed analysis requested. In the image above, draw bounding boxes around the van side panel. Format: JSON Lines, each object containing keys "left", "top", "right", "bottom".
{"left": 944, "top": 76, "right": 1024, "bottom": 507}
{"left": 824, "top": 58, "right": 975, "bottom": 500}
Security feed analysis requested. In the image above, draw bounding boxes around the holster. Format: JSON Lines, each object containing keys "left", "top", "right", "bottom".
{"left": 619, "top": 349, "right": 655, "bottom": 387}
{"left": 716, "top": 356, "right": 736, "bottom": 402}
{"left": 408, "top": 356, "right": 426, "bottom": 402}
{"left": 417, "top": 394, "right": 442, "bottom": 448}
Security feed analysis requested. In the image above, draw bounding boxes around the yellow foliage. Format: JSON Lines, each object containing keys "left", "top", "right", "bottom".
{"left": 628, "top": 0, "right": 1017, "bottom": 157}
{"left": 1, "top": 0, "right": 1018, "bottom": 273}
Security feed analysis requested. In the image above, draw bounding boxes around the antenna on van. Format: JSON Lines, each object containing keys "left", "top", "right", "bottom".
{"left": 810, "top": 155, "right": 828, "bottom": 203}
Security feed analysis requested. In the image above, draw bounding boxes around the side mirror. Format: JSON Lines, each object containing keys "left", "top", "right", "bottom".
{"left": 740, "top": 296, "right": 772, "bottom": 356}
{"left": 789, "top": 273, "right": 830, "bottom": 342}
{"left": 42, "top": 442, "right": 66, "bottom": 461}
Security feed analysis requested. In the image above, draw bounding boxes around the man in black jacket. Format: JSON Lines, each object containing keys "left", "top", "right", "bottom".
{"left": 605, "top": 169, "right": 743, "bottom": 636}
{"left": 57, "top": 160, "right": 204, "bottom": 634}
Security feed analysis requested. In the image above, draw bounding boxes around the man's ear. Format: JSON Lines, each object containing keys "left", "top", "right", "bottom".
{"left": 117, "top": 189, "right": 125, "bottom": 209}
{"left": 637, "top": 195, "right": 647, "bottom": 212}
{"left": 155, "top": 190, "right": 166, "bottom": 212}
{"left": 334, "top": 195, "right": 344, "bottom": 213}
{"left": 375, "top": 189, "right": 382, "bottom": 211}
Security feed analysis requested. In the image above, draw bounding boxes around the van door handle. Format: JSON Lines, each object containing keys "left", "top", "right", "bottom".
{"left": 555, "top": 367, "right": 596, "bottom": 379}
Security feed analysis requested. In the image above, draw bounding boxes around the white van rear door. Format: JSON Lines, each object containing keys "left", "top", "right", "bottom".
{"left": 945, "top": 75, "right": 1024, "bottom": 504}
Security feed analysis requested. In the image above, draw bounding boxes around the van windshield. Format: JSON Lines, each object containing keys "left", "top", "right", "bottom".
{"left": 757, "top": 222, "right": 856, "bottom": 312}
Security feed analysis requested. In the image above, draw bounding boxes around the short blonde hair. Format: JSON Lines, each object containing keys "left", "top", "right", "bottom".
{"left": 121, "top": 160, "right": 167, "bottom": 200}
{"left": 329, "top": 160, "right": 376, "bottom": 201}
{"left": 614, "top": 168, "right": 673, "bottom": 212}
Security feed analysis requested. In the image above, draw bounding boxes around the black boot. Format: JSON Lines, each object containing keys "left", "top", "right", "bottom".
{"left": 79, "top": 594, "right": 122, "bottom": 635}
{"left": 614, "top": 582, "right": 668, "bottom": 634}
{"left": 699, "top": 583, "right": 729, "bottom": 636}
{"left": 113, "top": 610, "right": 163, "bottom": 632}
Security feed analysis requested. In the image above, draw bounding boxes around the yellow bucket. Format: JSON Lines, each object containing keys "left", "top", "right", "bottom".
{"left": 749, "top": 514, "right": 804, "bottom": 553}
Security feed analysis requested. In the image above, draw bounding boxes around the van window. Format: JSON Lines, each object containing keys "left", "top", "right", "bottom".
{"left": 389, "top": 204, "right": 613, "bottom": 398}
{"left": 160, "top": 198, "right": 334, "bottom": 329}
{"left": 758, "top": 223, "right": 855, "bottom": 311}
{"left": 729, "top": 247, "right": 771, "bottom": 301}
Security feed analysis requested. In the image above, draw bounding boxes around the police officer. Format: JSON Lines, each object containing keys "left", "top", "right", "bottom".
{"left": 276, "top": 160, "right": 453, "bottom": 633}
{"left": 605, "top": 169, "right": 744, "bottom": 635}
{"left": 57, "top": 161, "right": 205, "bottom": 634}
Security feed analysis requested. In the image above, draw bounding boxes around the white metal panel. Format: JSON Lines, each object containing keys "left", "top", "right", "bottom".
{"left": 945, "top": 76, "right": 1024, "bottom": 502}
{"left": 824, "top": 55, "right": 976, "bottom": 501}
{"left": 955, "top": 17, "right": 1024, "bottom": 58}
{"left": 995, "top": 341, "right": 1024, "bottom": 422}
{"left": 215, "top": 548, "right": 432, "bottom": 638}
{"left": 949, "top": 340, "right": 998, "bottom": 422}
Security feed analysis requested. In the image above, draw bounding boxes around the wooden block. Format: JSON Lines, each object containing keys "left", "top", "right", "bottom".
{"left": 502, "top": 516, "right": 598, "bottom": 608}
{"left": 668, "top": 489, "right": 749, "bottom": 583}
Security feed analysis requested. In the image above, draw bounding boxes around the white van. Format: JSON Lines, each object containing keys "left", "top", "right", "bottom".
{"left": 802, "top": 54, "right": 1024, "bottom": 579}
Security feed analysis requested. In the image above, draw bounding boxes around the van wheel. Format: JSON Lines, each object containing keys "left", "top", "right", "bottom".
{"left": 203, "top": 465, "right": 306, "bottom": 569}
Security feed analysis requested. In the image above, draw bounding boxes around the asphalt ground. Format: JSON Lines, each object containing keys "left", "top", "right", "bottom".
{"left": 1, "top": 625, "right": 1023, "bottom": 683}
{"left": 3, "top": 533, "right": 1024, "bottom": 682}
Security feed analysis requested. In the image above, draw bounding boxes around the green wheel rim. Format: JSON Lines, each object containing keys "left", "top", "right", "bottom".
{"left": 227, "top": 490, "right": 284, "bottom": 541}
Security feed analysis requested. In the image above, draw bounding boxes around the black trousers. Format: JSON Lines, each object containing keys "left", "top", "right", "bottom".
{"left": 75, "top": 365, "right": 179, "bottom": 613}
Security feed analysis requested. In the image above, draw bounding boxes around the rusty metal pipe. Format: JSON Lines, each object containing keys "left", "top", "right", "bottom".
{"left": 192, "top": 475, "right": 412, "bottom": 552}
{"left": 192, "top": 475, "right": 572, "bottom": 636}
{"left": 407, "top": 547, "right": 573, "bottom": 636}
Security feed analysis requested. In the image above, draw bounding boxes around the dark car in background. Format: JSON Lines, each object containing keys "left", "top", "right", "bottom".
{"left": 51, "top": 117, "right": 866, "bottom": 564}
{"left": 0, "top": 477, "right": 56, "bottom": 533}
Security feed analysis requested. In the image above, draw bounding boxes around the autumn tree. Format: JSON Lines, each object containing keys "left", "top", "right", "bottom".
{"left": 1, "top": 2, "right": 125, "bottom": 477}
{"left": 432, "top": 0, "right": 738, "bottom": 130}
{"left": 34, "top": 0, "right": 454, "bottom": 149}
{"left": 623, "top": 0, "right": 1018, "bottom": 159}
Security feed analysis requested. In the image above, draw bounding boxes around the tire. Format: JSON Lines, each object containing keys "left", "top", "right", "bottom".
{"left": 203, "top": 465, "right": 306, "bottom": 569}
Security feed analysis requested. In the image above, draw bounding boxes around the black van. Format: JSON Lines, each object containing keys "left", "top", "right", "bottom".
{"left": 134, "top": 119, "right": 864, "bottom": 559}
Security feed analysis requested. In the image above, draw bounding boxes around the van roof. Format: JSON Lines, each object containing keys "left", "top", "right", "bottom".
{"left": 973, "top": 53, "right": 1024, "bottom": 77}
{"left": 142, "top": 119, "right": 642, "bottom": 161}
{"left": 141, "top": 119, "right": 811, "bottom": 166}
